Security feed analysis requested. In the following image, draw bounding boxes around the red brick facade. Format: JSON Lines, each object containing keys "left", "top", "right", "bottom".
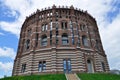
{"left": 12, "top": 5, "right": 109, "bottom": 76}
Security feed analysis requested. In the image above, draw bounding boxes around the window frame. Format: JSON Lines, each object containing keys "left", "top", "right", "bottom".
{"left": 21, "top": 64, "right": 26, "bottom": 73}
{"left": 41, "top": 35, "right": 47, "bottom": 46}
{"left": 41, "top": 24, "right": 48, "bottom": 31}
{"left": 26, "top": 39, "right": 30, "bottom": 50}
{"left": 82, "top": 36, "right": 88, "bottom": 47}
{"left": 38, "top": 61, "right": 46, "bottom": 72}
{"left": 61, "top": 21, "right": 67, "bottom": 29}
{"left": 62, "top": 33, "right": 69, "bottom": 45}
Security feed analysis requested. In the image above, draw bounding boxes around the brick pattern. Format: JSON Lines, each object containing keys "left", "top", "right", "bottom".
{"left": 12, "top": 5, "right": 109, "bottom": 76}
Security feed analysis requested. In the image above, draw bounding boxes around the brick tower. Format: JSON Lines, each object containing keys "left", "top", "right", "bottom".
{"left": 12, "top": 5, "right": 109, "bottom": 76}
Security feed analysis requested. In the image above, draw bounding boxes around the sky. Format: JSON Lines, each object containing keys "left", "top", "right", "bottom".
{"left": 0, "top": 0, "right": 120, "bottom": 78}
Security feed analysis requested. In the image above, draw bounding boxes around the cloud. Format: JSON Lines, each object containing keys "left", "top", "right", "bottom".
{"left": 3, "top": 10, "right": 19, "bottom": 19}
{"left": 0, "top": 32, "right": 4, "bottom": 36}
{"left": 0, "top": 47, "right": 16, "bottom": 59}
{"left": 0, "top": 0, "right": 114, "bottom": 36}
{"left": 0, "top": 62, "right": 13, "bottom": 78}
{"left": 100, "top": 13, "right": 120, "bottom": 70}
{"left": 0, "top": 62, "right": 13, "bottom": 72}
{"left": 0, "top": 21, "right": 21, "bottom": 37}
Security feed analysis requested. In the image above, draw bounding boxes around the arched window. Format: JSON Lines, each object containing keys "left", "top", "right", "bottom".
{"left": 87, "top": 59, "right": 94, "bottom": 73}
{"left": 41, "top": 24, "right": 48, "bottom": 31}
{"left": 38, "top": 61, "right": 46, "bottom": 72}
{"left": 26, "top": 39, "right": 30, "bottom": 49}
{"left": 21, "top": 64, "right": 26, "bottom": 73}
{"left": 62, "top": 33, "right": 69, "bottom": 45}
{"left": 82, "top": 36, "right": 88, "bottom": 46}
{"left": 61, "top": 21, "right": 67, "bottom": 29}
{"left": 80, "top": 24, "right": 86, "bottom": 31}
{"left": 41, "top": 35, "right": 47, "bottom": 46}
{"left": 27, "top": 29, "right": 31, "bottom": 37}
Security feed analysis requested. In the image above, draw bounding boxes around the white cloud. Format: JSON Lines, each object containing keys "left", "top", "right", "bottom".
{"left": 0, "top": 0, "right": 120, "bottom": 70}
{"left": 0, "top": 62, "right": 13, "bottom": 78}
{"left": 100, "top": 13, "right": 120, "bottom": 70}
{"left": 0, "top": 47, "right": 16, "bottom": 59}
{"left": 0, "top": 62, "right": 13, "bottom": 72}
{"left": 0, "top": 21, "right": 21, "bottom": 37}
{"left": 0, "top": 0, "right": 115, "bottom": 36}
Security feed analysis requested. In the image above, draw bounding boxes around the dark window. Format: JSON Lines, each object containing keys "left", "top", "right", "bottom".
{"left": 82, "top": 36, "right": 88, "bottom": 46}
{"left": 26, "top": 39, "right": 30, "bottom": 49}
{"left": 50, "top": 31, "right": 52, "bottom": 45}
{"left": 21, "top": 64, "right": 26, "bottom": 73}
{"left": 56, "top": 31, "right": 59, "bottom": 36}
{"left": 96, "top": 40, "right": 100, "bottom": 50}
{"left": 56, "top": 23, "right": 59, "bottom": 36}
{"left": 56, "top": 37, "right": 59, "bottom": 44}
{"left": 41, "top": 35, "right": 47, "bottom": 46}
{"left": 101, "top": 62, "right": 105, "bottom": 71}
{"left": 38, "top": 61, "right": 46, "bottom": 72}
{"left": 35, "top": 34, "right": 39, "bottom": 47}
{"left": 61, "top": 22, "right": 67, "bottom": 29}
{"left": 87, "top": 60, "right": 91, "bottom": 63}
{"left": 50, "top": 39, "right": 52, "bottom": 45}
{"left": 62, "top": 33, "right": 69, "bottom": 45}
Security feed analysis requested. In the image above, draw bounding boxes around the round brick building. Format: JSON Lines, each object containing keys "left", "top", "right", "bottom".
{"left": 12, "top": 5, "right": 109, "bottom": 76}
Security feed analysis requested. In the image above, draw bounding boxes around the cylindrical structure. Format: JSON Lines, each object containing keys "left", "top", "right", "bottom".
{"left": 12, "top": 5, "right": 109, "bottom": 76}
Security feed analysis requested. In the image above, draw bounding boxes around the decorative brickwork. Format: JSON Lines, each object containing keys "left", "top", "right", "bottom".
{"left": 12, "top": 5, "right": 109, "bottom": 76}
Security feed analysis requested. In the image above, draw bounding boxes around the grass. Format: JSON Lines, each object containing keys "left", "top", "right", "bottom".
{"left": 77, "top": 73, "right": 120, "bottom": 80}
{"left": 0, "top": 74, "right": 66, "bottom": 80}
{"left": 1, "top": 73, "right": 120, "bottom": 80}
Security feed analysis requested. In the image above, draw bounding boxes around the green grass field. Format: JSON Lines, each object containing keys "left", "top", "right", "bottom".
{"left": 0, "top": 74, "right": 66, "bottom": 80}
{"left": 77, "top": 73, "right": 120, "bottom": 80}
{"left": 0, "top": 73, "right": 120, "bottom": 80}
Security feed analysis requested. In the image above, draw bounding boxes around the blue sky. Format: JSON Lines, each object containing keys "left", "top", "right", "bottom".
{"left": 0, "top": 0, "right": 120, "bottom": 78}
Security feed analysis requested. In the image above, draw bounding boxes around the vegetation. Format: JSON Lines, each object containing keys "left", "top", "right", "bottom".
{"left": 0, "top": 74, "right": 66, "bottom": 80}
{"left": 77, "top": 73, "right": 120, "bottom": 80}
{"left": 1, "top": 73, "right": 120, "bottom": 80}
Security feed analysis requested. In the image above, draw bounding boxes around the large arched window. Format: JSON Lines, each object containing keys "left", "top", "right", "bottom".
{"left": 26, "top": 39, "right": 30, "bottom": 50}
{"left": 62, "top": 33, "right": 69, "bottom": 45}
{"left": 41, "top": 35, "right": 47, "bottom": 46}
{"left": 82, "top": 35, "right": 88, "bottom": 46}
{"left": 87, "top": 59, "right": 94, "bottom": 73}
